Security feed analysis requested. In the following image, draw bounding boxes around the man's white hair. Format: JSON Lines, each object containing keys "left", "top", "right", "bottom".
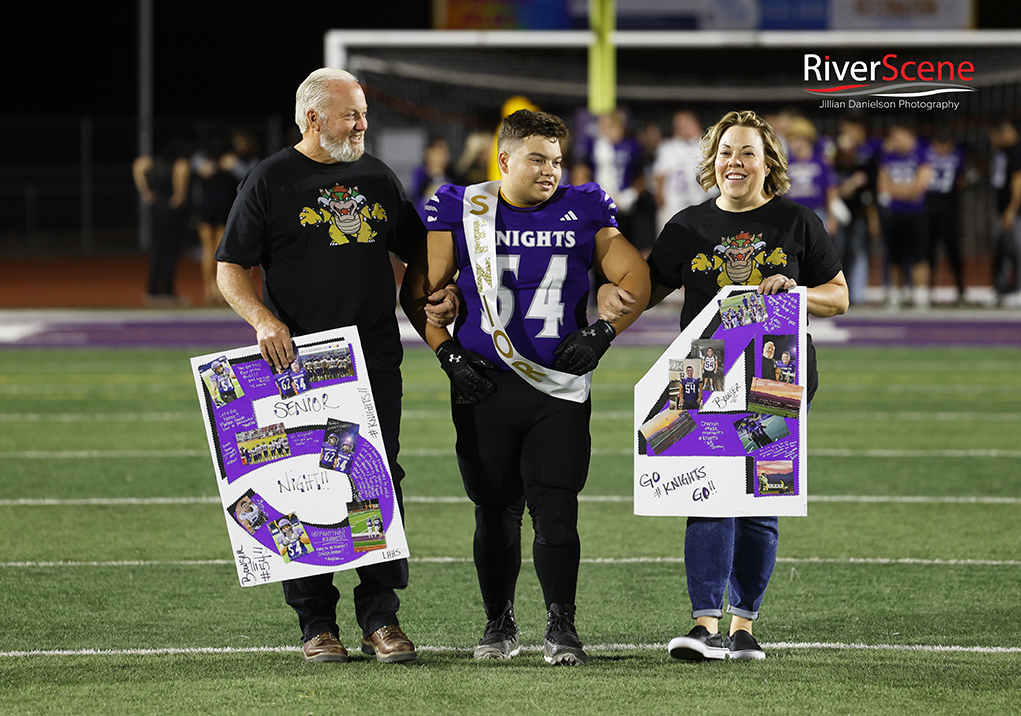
{"left": 295, "top": 68, "right": 360, "bottom": 133}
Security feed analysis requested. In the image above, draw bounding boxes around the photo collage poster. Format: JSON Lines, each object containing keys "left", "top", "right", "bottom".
{"left": 191, "top": 326, "right": 408, "bottom": 586}
{"left": 634, "top": 286, "right": 808, "bottom": 517}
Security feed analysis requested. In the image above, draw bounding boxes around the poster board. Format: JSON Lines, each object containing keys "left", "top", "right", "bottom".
{"left": 191, "top": 326, "right": 408, "bottom": 586}
{"left": 634, "top": 286, "right": 808, "bottom": 517}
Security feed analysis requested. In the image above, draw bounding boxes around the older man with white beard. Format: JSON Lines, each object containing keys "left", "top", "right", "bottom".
{"left": 216, "top": 68, "right": 458, "bottom": 665}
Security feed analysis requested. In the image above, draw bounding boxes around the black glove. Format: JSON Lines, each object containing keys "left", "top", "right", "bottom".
{"left": 436, "top": 340, "right": 496, "bottom": 404}
{"left": 553, "top": 319, "right": 616, "bottom": 375}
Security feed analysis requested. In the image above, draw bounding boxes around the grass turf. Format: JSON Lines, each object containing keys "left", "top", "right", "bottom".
{"left": 0, "top": 344, "right": 1019, "bottom": 715}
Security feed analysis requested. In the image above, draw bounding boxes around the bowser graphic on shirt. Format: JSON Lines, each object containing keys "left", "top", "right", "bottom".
{"left": 299, "top": 184, "right": 387, "bottom": 245}
{"left": 692, "top": 231, "right": 788, "bottom": 287}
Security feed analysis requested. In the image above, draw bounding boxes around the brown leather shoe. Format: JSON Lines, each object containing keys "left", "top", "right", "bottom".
{"left": 361, "top": 625, "right": 418, "bottom": 663}
{"left": 303, "top": 632, "right": 348, "bottom": 662}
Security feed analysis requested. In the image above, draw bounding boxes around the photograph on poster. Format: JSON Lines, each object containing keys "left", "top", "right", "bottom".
{"left": 236, "top": 422, "right": 291, "bottom": 465}
{"left": 270, "top": 513, "right": 315, "bottom": 563}
{"left": 755, "top": 460, "right": 796, "bottom": 497}
{"left": 199, "top": 356, "right": 244, "bottom": 408}
{"left": 640, "top": 409, "right": 699, "bottom": 455}
{"left": 734, "top": 413, "right": 791, "bottom": 452}
{"left": 762, "top": 334, "right": 798, "bottom": 383}
{"left": 302, "top": 344, "right": 356, "bottom": 385}
{"left": 748, "top": 377, "right": 805, "bottom": 418}
{"left": 229, "top": 491, "right": 267, "bottom": 534}
{"left": 690, "top": 339, "right": 725, "bottom": 393}
{"left": 719, "top": 292, "right": 768, "bottom": 329}
{"left": 668, "top": 358, "right": 704, "bottom": 410}
{"left": 320, "top": 418, "right": 360, "bottom": 475}
{"left": 271, "top": 345, "right": 309, "bottom": 398}
{"left": 349, "top": 499, "right": 387, "bottom": 553}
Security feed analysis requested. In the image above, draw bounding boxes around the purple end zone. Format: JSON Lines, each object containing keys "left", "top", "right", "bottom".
{"left": 1, "top": 308, "right": 1020, "bottom": 349}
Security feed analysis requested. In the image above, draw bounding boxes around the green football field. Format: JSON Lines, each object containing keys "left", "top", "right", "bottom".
{"left": 1, "top": 343, "right": 1019, "bottom": 715}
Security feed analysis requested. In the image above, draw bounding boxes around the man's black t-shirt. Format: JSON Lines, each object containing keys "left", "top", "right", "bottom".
{"left": 218, "top": 147, "right": 426, "bottom": 369}
{"left": 648, "top": 195, "right": 843, "bottom": 402}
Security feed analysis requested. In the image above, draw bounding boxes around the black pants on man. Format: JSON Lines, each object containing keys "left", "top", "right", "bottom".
{"left": 282, "top": 366, "right": 408, "bottom": 642}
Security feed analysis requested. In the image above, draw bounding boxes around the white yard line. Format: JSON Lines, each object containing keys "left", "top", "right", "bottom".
{"left": 5, "top": 556, "right": 1019, "bottom": 568}
{"left": 1, "top": 495, "right": 1019, "bottom": 507}
{"left": 3, "top": 447, "right": 1020, "bottom": 459}
{"left": 1, "top": 410, "right": 1020, "bottom": 423}
{"left": 1, "top": 641, "right": 1018, "bottom": 659}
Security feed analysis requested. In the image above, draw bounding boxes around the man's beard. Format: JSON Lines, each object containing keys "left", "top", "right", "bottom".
{"left": 320, "top": 127, "right": 364, "bottom": 163}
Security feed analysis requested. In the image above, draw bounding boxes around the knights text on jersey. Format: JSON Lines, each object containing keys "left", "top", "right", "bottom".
{"left": 426, "top": 182, "right": 617, "bottom": 369}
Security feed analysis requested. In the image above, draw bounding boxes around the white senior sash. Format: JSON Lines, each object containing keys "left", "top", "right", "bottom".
{"left": 462, "top": 181, "right": 592, "bottom": 403}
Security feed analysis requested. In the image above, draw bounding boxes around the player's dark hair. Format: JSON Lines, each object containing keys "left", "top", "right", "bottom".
{"left": 497, "top": 109, "right": 568, "bottom": 152}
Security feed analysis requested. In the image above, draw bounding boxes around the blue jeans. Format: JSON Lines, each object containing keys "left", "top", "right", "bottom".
{"left": 684, "top": 515, "right": 779, "bottom": 621}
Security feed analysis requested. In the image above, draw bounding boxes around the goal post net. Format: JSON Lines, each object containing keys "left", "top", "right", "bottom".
{"left": 324, "top": 29, "right": 1021, "bottom": 265}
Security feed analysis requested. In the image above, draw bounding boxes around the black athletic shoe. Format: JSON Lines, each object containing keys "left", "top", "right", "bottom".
{"left": 726, "top": 630, "right": 766, "bottom": 660}
{"left": 543, "top": 603, "right": 588, "bottom": 665}
{"left": 474, "top": 605, "right": 520, "bottom": 660}
{"left": 667, "top": 626, "right": 728, "bottom": 661}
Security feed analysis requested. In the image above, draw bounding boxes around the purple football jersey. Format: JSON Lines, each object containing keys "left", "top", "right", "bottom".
{"left": 786, "top": 154, "right": 836, "bottom": 213}
{"left": 925, "top": 143, "right": 964, "bottom": 195}
{"left": 880, "top": 143, "right": 929, "bottom": 213}
{"left": 426, "top": 182, "right": 617, "bottom": 368}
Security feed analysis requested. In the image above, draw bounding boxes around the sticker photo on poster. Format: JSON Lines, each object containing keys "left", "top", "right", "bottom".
{"left": 719, "top": 292, "right": 767, "bottom": 329}
{"left": 199, "top": 356, "right": 244, "bottom": 408}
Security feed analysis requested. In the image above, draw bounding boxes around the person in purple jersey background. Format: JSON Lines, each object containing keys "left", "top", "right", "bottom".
{"left": 401, "top": 109, "right": 650, "bottom": 666}
{"left": 577, "top": 110, "right": 647, "bottom": 251}
{"left": 785, "top": 117, "right": 840, "bottom": 237}
{"left": 877, "top": 121, "right": 933, "bottom": 309}
{"left": 924, "top": 128, "right": 968, "bottom": 304}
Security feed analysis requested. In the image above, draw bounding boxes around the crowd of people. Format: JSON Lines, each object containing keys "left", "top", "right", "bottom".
{"left": 405, "top": 106, "right": 1021, "bottom": 310}
{"left": 132, "top": 129, "right": 262, "bottom": 306}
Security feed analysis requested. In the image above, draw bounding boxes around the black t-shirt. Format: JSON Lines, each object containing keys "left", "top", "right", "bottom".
{"left": 648, "top": 195, "right": 843, "bottom": 402}
{"left": 218, "top": 147, "right": 426, "bottom": 369}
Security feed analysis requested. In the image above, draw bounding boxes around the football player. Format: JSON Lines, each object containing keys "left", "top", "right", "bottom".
{"left": 400, "top": 109, "right": 650, "bottom": 665}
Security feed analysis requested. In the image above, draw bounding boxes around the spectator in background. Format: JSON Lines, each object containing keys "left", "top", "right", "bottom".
{"left": 132, "top": 138, "right": 192, "bottom": 306}
{"left": 409, "top": 137, "right": 456, "bottom": 220}
{"left": 832, "top": 115, "right": 881, "bottom": 306}
{"left": 784, "top": 116, "right": 841, "bottom": 237}
{"left": 195, "top": 137, "right": 239, "bottom": 306}
{"left": 629, "top": 120, "right": 663, "bottom": 254}
{"left": 877, "top": 121, "right": 933, "bottom": 309}
{"left": 652, "top": 110, "right": 716, "bottom": 236}
{"left": 580, "top": 110, "right": 645, "bottom": 250}
{"left": 228, "top": 128, "right": 261, "bottom": 179}
{"left": 455, "top": 131, "right": 492, "bottom": 186}
{"left": 924, "top": 128, "right": 968, "bottom": 305}
{"left": 989, "top": 119, "right": 1021, "bottom": 306}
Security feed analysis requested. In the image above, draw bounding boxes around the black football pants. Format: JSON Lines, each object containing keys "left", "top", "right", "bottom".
{"left": 452, "top": 369, "right": 592, "bottom": 612}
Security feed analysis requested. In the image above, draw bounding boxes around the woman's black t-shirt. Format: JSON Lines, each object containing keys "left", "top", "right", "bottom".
{"left": 648, "top": 195, "right": 843, "bottom": 401}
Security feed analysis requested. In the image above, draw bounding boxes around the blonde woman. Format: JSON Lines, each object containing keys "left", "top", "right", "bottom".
{"left": 600, "top": 110, "right": 848, "bottom": 660}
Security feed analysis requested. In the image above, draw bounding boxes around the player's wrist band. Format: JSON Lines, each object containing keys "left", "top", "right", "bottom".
{"left": 595, "top": 319, "right": 617, "bottom": 341}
